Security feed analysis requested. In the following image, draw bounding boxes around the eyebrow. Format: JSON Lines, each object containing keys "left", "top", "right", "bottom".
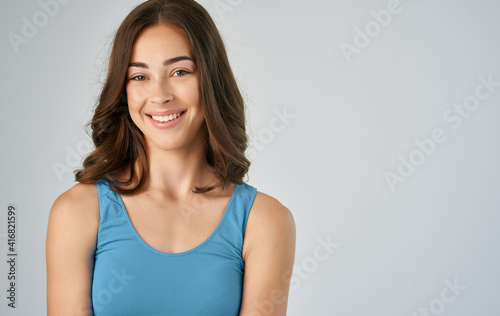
{"left": 128, "top": 56, "right": 195, "bottom": 69}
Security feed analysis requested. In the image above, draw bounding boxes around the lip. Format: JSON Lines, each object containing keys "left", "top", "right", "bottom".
{"left": 147, "top": 109, "right": 186, "bottom": 116}
{"left": 147, "top": 110, "right": 186, "bottom": 129}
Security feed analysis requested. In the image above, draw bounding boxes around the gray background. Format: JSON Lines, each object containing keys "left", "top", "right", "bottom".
{"left": 1, "top": 0, "right": 499, "bottom": 315}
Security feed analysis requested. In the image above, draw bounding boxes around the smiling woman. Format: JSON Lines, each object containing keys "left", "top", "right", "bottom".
{"left": 126, "top": 24, "right": 206, "bottom": 153}
{"left": 45, "top": 0, "right": 295, "bottom": 315}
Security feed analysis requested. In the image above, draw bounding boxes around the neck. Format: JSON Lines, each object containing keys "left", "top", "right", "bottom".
{"left": 116, "top": 125, "right": 219, "bottom": 198}
{"left": 144, "top": 138, "right": 214, "bottom": 199}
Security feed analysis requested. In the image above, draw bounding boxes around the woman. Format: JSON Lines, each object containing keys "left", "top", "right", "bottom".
{"left": 45, "top": 0, "right": 296, "bottom": 315}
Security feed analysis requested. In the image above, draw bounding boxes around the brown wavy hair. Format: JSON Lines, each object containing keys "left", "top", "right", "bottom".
{"left": 74, "top": 0, "right": 250, "bottom": 195}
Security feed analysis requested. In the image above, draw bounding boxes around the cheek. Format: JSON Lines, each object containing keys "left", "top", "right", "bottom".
{"left": 126, "top": 86, "right": 147, "bottom": 106}
{"left": 184, "top": 80, "right": 201, "bottom": 109}
{"left": 125, "top": 87, "right": 147, "bottom": 128}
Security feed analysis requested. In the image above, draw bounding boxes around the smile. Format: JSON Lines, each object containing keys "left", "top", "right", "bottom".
{"left": 146, "top": 110, "right": 187, "bottom": 129}
{"left": 150, "top": 111, "right": 185, "bottom": 122}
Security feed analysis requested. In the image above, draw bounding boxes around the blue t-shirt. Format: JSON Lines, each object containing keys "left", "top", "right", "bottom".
{"left": 91, "top": 179, "right": 257, "bottom": 315}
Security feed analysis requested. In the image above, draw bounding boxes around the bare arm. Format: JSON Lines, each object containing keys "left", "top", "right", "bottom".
{"left": 46, "top": 183, "right": 100, "bottom": 315}
{"left": 239, "top": 192, "right": 296, "bottom": 316}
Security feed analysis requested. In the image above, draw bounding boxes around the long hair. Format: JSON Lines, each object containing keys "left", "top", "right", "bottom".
{"left": 74, "top": 0, "right": 250, "bottom": 195}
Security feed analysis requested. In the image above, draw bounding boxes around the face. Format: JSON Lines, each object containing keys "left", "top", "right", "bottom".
{"left": 125, "top": 23, "right": 205, "bottom": 153}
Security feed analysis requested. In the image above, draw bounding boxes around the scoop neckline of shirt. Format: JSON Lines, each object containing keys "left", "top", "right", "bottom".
{"left": 107, "top": 180, "right": 241, "bottom": 257}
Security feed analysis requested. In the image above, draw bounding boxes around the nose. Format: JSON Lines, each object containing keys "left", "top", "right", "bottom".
{"left": 149, "top": 78, "right": 173, "bottom": 104}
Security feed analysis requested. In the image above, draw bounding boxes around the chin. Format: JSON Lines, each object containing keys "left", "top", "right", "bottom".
{"left": 147, "top": 137, "right": 195, "bottom": 152}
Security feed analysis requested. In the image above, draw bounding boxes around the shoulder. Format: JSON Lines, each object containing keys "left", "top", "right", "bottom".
{"left": 239, "top": 190, "right": 296, "bottom": 314}
{"left": 250, "top": 191, "right": 294, "bottom": 225}
{"left": 47, "top": 182, "right": 100, "bottom": 240}
{"left": 50, "top": 182, "right": 99, "bottom": 215}
{"left": 242, "top": 190, "right": 296, "bottom": 261}
{"left": 46, "top": 182, "right": 100, "bottom": 314}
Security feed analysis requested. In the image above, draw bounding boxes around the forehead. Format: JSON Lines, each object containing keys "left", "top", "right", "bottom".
{"left": 130, "top": 23, "right": 193, "bottom": 60}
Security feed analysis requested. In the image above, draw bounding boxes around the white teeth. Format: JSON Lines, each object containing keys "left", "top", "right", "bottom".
{"left": 151, "top": 112, "right": 182, "bottom": 122}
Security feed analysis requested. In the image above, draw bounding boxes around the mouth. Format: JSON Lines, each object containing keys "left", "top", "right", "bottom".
{"left": 147, "top": 110, "right": 187, "bottom": 123}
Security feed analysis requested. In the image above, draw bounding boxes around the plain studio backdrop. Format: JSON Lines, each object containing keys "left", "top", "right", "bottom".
{"left": 1, "top": 0, "right": 499, "bottom": 315}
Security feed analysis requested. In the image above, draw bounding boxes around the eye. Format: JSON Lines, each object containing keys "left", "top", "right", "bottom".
{"left": 173, "top": 70, "right": 190, "bottom": 77}
{"left": 130, "top": 75, "right": 147, "bottom": 81}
